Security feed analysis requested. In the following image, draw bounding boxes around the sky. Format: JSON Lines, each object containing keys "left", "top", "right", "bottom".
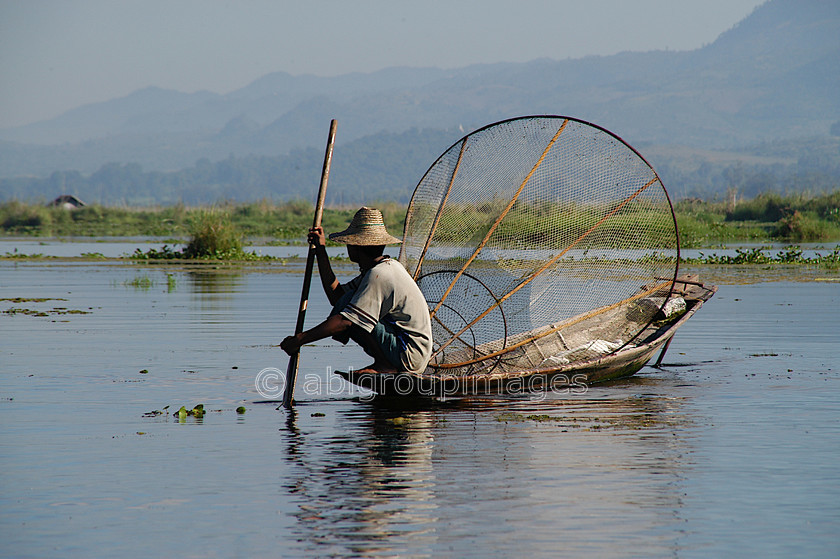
{"left": 0, "top": 0, "right": 766, "bottom": 130}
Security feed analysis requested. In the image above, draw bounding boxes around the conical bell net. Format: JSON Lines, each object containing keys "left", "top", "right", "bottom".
{"left": 399, "top": 116, "right": 679, "bottom": 378}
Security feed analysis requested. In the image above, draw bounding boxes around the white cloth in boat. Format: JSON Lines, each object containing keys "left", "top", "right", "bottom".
{"left": 539, "top": 339, "right": 624, "bottom": 368}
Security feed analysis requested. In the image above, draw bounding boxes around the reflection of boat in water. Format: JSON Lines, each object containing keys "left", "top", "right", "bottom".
{"left": 279, "top": 386, "right": 696, "bottom": 557}
{"left": 336, "top": 274, "right": 716, "bottom": 397}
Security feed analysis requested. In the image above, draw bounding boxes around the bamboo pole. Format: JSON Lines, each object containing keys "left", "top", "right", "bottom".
{"left": 282, "top": 119, "right": 337, "bottom": 408}
{"left": 653, "top": 336, "right": 674, "bottom": 367}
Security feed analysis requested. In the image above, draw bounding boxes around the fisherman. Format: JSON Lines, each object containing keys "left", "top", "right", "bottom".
{"left": 280, "top": 207, "right": 433, "bottom": 374}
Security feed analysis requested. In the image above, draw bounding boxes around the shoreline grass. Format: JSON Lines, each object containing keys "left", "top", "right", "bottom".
{"left": 0, "top": 199, "right": 407, "bottom": 240}
{"left": 674, "top": 190, "right": 840, "bottom": 247}
{"left": 1, "top": 192, "right": 838, "bottom": 260}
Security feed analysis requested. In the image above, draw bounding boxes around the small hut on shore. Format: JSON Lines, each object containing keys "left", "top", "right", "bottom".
{"left": 48, "top": 195, "right": 86, "bottom": 210}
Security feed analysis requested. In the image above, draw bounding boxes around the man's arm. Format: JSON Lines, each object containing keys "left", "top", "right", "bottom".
{"left": 309, "top": 226, "right": 342, "bottom": 306}
{"left": 280, "top": 313, "right": 352, "bottom": 355}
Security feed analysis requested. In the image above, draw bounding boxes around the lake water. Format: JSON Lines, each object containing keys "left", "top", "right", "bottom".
{"left": 1, "top": 257, "right": 839, "bottom": 558}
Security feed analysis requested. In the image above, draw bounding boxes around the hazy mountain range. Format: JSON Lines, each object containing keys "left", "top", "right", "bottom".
{"left": 1, "top": 0, "right": 839, "bottom": 204}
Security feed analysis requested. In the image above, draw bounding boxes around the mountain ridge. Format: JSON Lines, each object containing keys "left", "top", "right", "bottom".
{"left": 1, "top": 0, "right": 838, "bottom": 204}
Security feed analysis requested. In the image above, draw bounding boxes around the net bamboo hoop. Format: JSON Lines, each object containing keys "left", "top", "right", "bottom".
{"left": 399, "top": 116, "right": 680, "bottom": 377}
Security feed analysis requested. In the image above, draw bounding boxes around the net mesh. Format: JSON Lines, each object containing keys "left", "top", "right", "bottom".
{"left": 399, "top": 116, "right": 679, "bottom": 377}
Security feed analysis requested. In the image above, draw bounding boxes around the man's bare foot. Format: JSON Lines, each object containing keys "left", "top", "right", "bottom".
{"left": 362, "top": 361, "right": 398, "bottom": 373}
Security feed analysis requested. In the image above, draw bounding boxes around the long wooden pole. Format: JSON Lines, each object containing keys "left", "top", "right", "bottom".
{"left": 653, "top": 336, "right": 674, "bottom": 367}
{"left": 282, "top": 119, "right": 337, "bottom": 408}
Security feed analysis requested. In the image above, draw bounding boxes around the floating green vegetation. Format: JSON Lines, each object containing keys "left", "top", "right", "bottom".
{"left": 681, "top": 245, "right": 840, "bottom": 269}
{"left": 2, "top": 308, "right": 50, "bottom": 317}
{"left": 129, "top": 210, "right": 256, "bottom": 260}
{"left": 142, "top": 405, "right": 170, "bottom": 417}
{"left": 1, "top": 296, "right": 90, "bottom": 318}
{"left": 2, "top": 306, "right": 91, "bottom": 317}
{"left": 3, "top": 250, "right": 46, "bottom": 259}
{"left": 146, "top": 404, "right": 209, "bottom": 419}
{"left": 119, "top": 273, "right": 178, "bottom": 290}
{"left": 177, "top": 404, "right": 205, "bottom": 419}
{"left": 183, "top": 210, "right": 244, "bottom": 259}
{"left": 128, "top": 244, "right": 279, "bottom": 262}
{"left": 495, "top": 410, "right": 684, "bottom": 431}
{"left": 0, "top": 297, "right": 67, "bottom": 303}
{"left": 142, "top": 403, "right": 235, "bottom": 420}
{"left": 123, "top": 275, "right": 154, "bottom": 289}
{"left": 496, "top": 412, "right": 527, "bottom": 422}
{"left": 128, "top": 244, "right": 181, "bottom": 260}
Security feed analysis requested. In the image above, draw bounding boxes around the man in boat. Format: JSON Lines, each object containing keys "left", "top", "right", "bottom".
{"left": 280, "top": 207, "right": 433, "bottom": 374}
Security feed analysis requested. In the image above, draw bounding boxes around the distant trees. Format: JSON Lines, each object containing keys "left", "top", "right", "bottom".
{"left": 0, "top": 128, "right": 462, "bottom": 206}
{"left": 1, "top": 130, "right": 838, "bottom": 206}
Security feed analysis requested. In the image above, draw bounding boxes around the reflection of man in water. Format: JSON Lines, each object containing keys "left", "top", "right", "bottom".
{"left": 280, "top": 207, "right": 433, "bottom": 374}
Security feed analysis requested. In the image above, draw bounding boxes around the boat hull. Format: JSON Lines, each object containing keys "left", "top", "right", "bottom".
{"left": 335, "top": 276, "right": 716, "bottom": 398}
{"left": 336, "top": 333, "right": 664, "bottom": 397}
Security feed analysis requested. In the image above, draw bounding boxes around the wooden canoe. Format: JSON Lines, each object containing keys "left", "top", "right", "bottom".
{"left": 335, "top": 274, "right": 716, "bottom": 397}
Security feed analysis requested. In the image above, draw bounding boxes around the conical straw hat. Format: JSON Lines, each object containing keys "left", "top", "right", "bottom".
{"left": 328, "top": 207, "right": 402, "bottom": 245}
